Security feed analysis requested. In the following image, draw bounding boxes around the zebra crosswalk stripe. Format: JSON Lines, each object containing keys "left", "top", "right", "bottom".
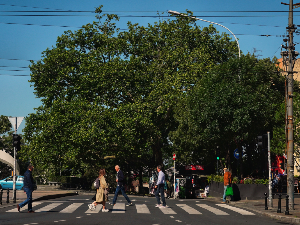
{"left": 60, "top": 203, "right": 84, "bottom": 213}
{"left": 6, "top": 202, "right": 44, "bottom": 212}
{"left": 135, "top": 204, "right": 150, "bottom": 214}
{"left": 159, "top": 206, "right": 177, "bottom": 214}
{"left": 196, "top": 204, "right": 229, "bottom": 215}
{"left": 35, "top": 202, "right": 63, "bottom": 212}
{"left": 176, "top": 204, "right": 202, "bottom": 214}
{"left": 216, "top": 204, "right": 255, "bottom": 215}
{"left": 112, "top": 203, "right": 125, "bottom": 213}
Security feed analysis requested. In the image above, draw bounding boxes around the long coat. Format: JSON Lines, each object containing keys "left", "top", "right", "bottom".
{"left": 96, "top": 176, "right": 108, "bottom": 203}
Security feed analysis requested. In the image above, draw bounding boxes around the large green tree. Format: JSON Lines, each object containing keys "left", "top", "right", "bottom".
{"left": 22, "top": 7, "right": 239, "bottom": 179}
{"left": 170, "top": 55, "right": 286, "bottom": 177}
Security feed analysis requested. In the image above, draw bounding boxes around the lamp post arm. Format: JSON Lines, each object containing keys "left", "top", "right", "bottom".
{"left": 168, "top": 10, "right": 241, "bottom": 58}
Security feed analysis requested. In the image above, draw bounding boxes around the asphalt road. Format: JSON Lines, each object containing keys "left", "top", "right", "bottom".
{"left": 0, "top": 194, "right": 291, "bottom": 225}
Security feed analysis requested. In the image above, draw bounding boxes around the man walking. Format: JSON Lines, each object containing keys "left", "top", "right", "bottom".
{"left": 112, "top": 165, "right": 134, "bottom": 206}
{"left": 222, "top": 167, "right": 232, "bottom": 203}
{"left": 155, "top": 165, "right": 166, "bottom": 208}
{"left": 17, "top": 165, "right": 35, "bottom": 213}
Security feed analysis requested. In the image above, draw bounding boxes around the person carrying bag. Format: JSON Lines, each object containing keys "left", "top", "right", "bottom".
{"left": 88, "top": 168, "right": 109, "bottom": 212}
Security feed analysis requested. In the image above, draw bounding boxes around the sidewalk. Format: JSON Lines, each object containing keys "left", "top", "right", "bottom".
{"left": 207, "top": 195, "right": 300, "bottom": 224}
{"left": 0, "top": 185, "right": 78, "bottom": 209}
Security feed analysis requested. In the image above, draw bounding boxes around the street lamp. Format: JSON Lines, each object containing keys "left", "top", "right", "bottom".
{"left": 168, "top": 10, "right": 241, "bottom": 58}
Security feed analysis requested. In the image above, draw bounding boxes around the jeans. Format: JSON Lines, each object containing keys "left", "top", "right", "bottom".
{"left": 19, "top": 187, "right": 33, "bottom": 211}
{"left": 113, "top": 185, "right": 131, "bottom": 204}
{"left": 155, "top": 184, "right": 166, "bottom": 206}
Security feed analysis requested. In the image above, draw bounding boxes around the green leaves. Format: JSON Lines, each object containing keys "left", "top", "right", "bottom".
{"left": 24, "top": 8, "right": 240, "bottom": 178}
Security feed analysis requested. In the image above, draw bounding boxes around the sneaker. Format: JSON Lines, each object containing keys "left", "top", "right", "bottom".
{"left": 88, "top": 204, "right": 96, "bottom": 211}
{"left": 17, "top": 204, "right": 20, "bottom": 212}
{"left": 155, "top": 204, "right": 161, "bottom": 207}
{"left": 126, "top": 202, "right": 134, "bottom": 206}
{"left": 102, "top": 208, "right": 109, "bottom": 212}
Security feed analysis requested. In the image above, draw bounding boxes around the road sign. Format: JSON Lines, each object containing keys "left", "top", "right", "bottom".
{"left": 234, "top": 149, "right": 239, "bottom": 159}
{"left": 173, "top": 153, "right": 176, "bottom": 160}
{"left": 8, "top": 117, "right": 24, "bottom": 131}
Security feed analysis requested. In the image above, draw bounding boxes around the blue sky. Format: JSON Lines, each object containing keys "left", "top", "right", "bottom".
{"left": 0, "top": 0, "right": 298, "bottom": 133}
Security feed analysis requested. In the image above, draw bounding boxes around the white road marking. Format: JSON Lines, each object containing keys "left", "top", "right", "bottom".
{"left": 112, "top": 203, "right": 125, "bottom": 213}
{"left": 159, "top": 206, "right": 177, "bottom": 214}
{"left": 60, "top": 203, "right": 84, "bottom": 213}
{"left": 6, "top": 202, "right": 44, "bottom": 212}
{"left": 216, "top": 204, "right": 255, "bottom": 215}
{"left": 35, "top": 203, "right": 63, "bottom": 212}
{"left": 196, "top": 204, "right": 229, "bottom": 215}
{"left": 176, "top": 204, "right": 202, "bottom": 214}
{"left": 135, "top": 204, "right": 150, "bottom": 214}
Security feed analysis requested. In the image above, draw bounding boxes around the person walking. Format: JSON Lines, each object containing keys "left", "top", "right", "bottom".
{"left": 112, "top": 165, "right": 134, "bottom": 206}
{"left": 88, "top": 168, "right": 109, "bottom": 212}
{"left": 17, "top": 165, "right": 35, "bottom": 213}
{"left": 222, "top": 167, "right": 233, "bottom": 203}
{"left": 155, "top": 165, "right": 166, "bottom": 208}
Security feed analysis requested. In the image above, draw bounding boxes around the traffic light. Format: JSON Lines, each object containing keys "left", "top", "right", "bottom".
{"left": 257, "top": 134, "right": 268, "bottom": 149}
{"left": 12, "top": 134, "right": 21, "bottom": 151}
{"left": 216, "top": 146, "right": 220, "bottom": 160}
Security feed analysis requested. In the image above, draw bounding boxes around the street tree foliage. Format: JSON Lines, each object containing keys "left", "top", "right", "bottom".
{"left": 22, "top": 6, "right": 239, "bottom": 179}
{"left": 169, "top": 55, "right": 286, "bottom": 177}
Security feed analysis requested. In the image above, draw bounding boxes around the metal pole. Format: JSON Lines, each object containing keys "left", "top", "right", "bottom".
{"left": 286, "top": 0, "right": 295, "bottom": 210}
{"left": 268, "top": 132, "right": 272, "bottom": 208}
{"left": 174, "top": 159, "right": 176, "bottom": 199}
{"left": 13, "top": 117, "right": 16, "bottom": 203}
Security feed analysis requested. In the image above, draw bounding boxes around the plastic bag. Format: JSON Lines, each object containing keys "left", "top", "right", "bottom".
{"left": 225, "top": 186, "right": 233, "bottom": 196}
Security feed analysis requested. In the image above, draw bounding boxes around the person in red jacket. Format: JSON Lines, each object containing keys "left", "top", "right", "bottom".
{"left": 222, "top": 168, "right": 232, "bottom": 203}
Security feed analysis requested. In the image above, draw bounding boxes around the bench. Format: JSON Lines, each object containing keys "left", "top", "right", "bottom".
{"left": 48, "top": 181, "right": 61, "bottom": 186}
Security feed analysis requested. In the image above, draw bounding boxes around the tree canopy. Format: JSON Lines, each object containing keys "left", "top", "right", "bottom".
{"left": 22, "top": 7, "right": 239, "bottom": 179}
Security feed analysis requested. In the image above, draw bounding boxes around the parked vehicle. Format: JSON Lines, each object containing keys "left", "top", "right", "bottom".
{"left": 0, "top": 176, "right": 24, "bottom": 190}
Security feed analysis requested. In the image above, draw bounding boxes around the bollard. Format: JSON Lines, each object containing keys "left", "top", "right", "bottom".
{"left": 285, "top": 195, "right": 289, "bottom": 215}
{"left": 264, "top": 192, "right": 268, "bottom": 210}
{"left": 0, "top": 189, "right": 2, "bottom": 205}
{"left": 6, "top": 189, "right": 9, "bottom": 204}
{"left": 277, "top": 194, "right": 282, "bottom": 213}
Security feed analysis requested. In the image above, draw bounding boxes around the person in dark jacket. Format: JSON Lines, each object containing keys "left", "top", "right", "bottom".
{"left": 17, "top": 165, "right": 35, "bottom": 213}
{"left": 112, "top": 165, "right": 133, "bottom": 206}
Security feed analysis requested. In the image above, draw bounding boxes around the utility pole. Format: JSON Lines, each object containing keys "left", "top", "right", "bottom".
{"left": 281, "top": 0, "right": 299, "bottom": 210}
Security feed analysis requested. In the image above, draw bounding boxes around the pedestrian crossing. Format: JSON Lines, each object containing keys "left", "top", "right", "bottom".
{"left": 5, "top": 202, "right": 255, "bottom": 216}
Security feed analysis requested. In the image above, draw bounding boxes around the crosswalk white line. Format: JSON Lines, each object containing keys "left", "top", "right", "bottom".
{"left": 216, "top": 204, "right": 255, "bottom": 215}
{"left": 112, "top": 203, "right": 125, "bottom": 213}
{"left": 135, "top": 204, "right": 150, "bottom": 214}
{"left": 6, "top": 202, "right": 44, "bottom": 212}
{"left": 196, "top": 204, "right": 229, "bottom": 215}
{"left": 85, "top": 204, "right": 102, "bottom": 213}
{"left": 60, "top": 203, "right": 84, "bottom": 213}
{"left": 176, "top": 204, "right": 202, "bottom": 214}
{"left": 35, "top": 202, "right": 63, "bottom": 212}
{"left": 159, "top": 206, "right": 177, "bottom": 214}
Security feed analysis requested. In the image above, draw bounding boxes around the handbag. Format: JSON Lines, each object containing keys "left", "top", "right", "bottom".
{"left": 225, "top": 186, "right": 233, "bottom": 196}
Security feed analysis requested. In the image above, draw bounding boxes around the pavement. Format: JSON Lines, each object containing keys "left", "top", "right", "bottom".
{"left": 1, "top": 186, "right": 300, "bottom": 224}
{"left": 206, "top": 195, "right": 300, "bottom": 225}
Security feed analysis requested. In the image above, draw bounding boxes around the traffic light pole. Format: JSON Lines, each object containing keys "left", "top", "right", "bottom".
{"left": 13, "top": 117, "right": 17, "bottom": 203}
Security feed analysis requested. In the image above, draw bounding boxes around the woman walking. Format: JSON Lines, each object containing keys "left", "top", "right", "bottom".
{"left": 89, "top": 168, "right": 109, "bottom": 212}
